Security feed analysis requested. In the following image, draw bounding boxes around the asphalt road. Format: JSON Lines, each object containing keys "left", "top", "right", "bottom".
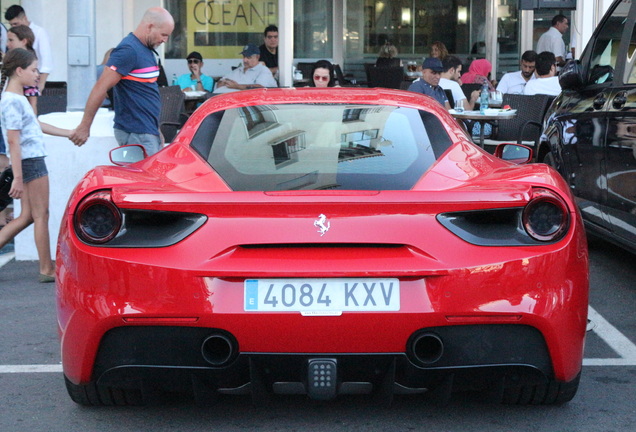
{"left": 1, "top": 236, "right": 635, "bottom": 432}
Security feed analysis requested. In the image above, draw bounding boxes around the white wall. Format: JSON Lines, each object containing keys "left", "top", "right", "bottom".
{"left": 95, "top": 0, "right": 127, "bottom": 67}
{"left": 20, "top": 0, "right": 161, "bottom": 83}
{"left": 574, "top": 0, "right": 616, "bottom": 57}
{"left": 22, "top": 0, "right": 67, "bottom": 82}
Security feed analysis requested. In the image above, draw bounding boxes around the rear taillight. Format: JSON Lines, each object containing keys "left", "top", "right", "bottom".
{"left": 74, "top": 190, "right": 122, "bottom": 244}
{"left": 522, "top": 188, "right": 570, "bottom": 242}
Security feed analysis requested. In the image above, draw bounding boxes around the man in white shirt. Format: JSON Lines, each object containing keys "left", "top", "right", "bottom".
{"left": 215, "top": 44, "right": 278, "bottom": 93}
{"left": 5, "top": 5, "right": 54, "bottom": 91}
{"left": 439, "top": 56, "right": 478, "bottom": 111}
{"left": 537, "top": 14, "right": 569, "bottom": 67}
{"left": 0, "top": 23, "right": 7, "bottom": 56}
{"left": 496, "top": 50, "right": 537, "bottom": 95}
{"left": 524, "top": 51, "right": 561, "bottom": 96}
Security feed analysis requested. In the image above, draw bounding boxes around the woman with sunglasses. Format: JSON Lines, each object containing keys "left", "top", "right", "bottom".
{"left": 175, "top": 51, "right": 214, "bottom": 93}
{"left": 309, "top": 60, "right": 338, "bottom": 88}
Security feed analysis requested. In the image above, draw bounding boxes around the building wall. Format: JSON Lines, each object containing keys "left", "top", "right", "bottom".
{"left": 19, "top": 0, "right": 617, "bottom": 85}
{"left": 20, "top": 0, "right": 159, "bottom": 83}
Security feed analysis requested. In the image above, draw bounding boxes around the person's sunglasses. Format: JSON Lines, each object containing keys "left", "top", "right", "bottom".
{"left": 314, "top": 75, "right": 329, "bottom": 82}
{"left": 188, "top": 59, "right": 201, "bottom": 64}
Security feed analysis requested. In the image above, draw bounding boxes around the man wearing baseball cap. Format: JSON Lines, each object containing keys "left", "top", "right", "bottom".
{"left": 216, "top": 43, "right": 278, "bottom": 93}
{"left": 408, "top": 57, "right": 450, "bottom": 109}
{"left": 175, "top": 51, "right": 215, "bottom": 93}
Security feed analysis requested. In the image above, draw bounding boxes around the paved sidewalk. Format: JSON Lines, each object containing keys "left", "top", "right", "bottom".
{"left": 0, "top": 252, "right": 16, "bottom": 270}
{"left": 0, "top": 254, "right": 45, "bottom": 285}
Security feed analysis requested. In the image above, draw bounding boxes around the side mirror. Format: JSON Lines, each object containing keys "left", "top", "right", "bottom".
{"left": 494, "top": 143, "right": 533, "bottom": 164}
{"left": 559, "top": 59, "right": 584, "bottom": 90}
{"left": 109, "top": 145, "right": 147, "bottom": 166}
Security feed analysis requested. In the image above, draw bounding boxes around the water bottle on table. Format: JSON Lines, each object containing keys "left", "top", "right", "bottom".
{"left": 479, "top": 80, "right": 489, "bottom": 114}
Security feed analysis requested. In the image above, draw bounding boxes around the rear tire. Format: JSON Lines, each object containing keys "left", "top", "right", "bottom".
{"left": 542, "top": 151, "right": 557, "bottom": 169}
{"left": 64, "top": 375, "right": 143, "bottom": 406}
{"left": 502, "top": 373, "right": 580, "bottom": 405}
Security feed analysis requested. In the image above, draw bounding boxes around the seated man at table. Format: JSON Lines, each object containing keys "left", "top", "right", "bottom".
{"left": 523, "top": 51, "right": 561, "bottom": 96}
{"left": 215, "top": 44, "right": 278, "bottom": 93}
{"left": 496, "top": 50, "right": 537, "bottom": 95}
{"left": 176, "top": 51, "right": 215, "bottom": 93}
{"left": 408, "top": 57, "right": 450, "bottom": 109}
{"left": 259, "top": 24, "right": 279, "bottom": 77}
{"left": 440, "top": 56, "right": 478, "bottom": 111}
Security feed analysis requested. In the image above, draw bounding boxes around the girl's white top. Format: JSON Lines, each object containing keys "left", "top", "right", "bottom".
{"left": 1, "top": 91, "right": 46, "bottom": 160}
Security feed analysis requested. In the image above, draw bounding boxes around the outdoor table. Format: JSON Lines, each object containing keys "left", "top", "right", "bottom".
{"left": 450, "top": 109, "right": 517, "bottom": 148}
{"left": 184, "top": 90, "right": 207, "bottom": 114}
{"left": 293, "top": 78, "right": 311, "bottom": 87}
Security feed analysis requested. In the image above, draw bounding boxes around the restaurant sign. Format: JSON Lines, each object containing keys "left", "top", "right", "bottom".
{"left": 187, "top": 0, "right": 278, "bottom": 58}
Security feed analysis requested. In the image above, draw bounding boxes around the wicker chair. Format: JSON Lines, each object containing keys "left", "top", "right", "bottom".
{"left": 333, "top": 64, "right": 355, "bottom": 86}
{"left": 444, "top": 89, "right": 455, "bottom": 108}
{"left": 159, "top": 85, "right": 186, "bottom": 144}
{"left": 37, "top": 81, "right": 67, "bottom": 115}
{"left": 368, "top": 66, "right": 404, "bottom": 89}
{"left": 461, "top": 83, "right": 482, "bottom": 100}
{"left": 483, "top": 94, "right": 555, "bottom": 150}
{"left": 296, "top": 62, "right": 314, "bottom": 80}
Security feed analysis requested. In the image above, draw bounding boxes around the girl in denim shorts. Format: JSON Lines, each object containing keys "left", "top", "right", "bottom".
{"left": 0, "top": 49, "right": 74, "bottom": 282}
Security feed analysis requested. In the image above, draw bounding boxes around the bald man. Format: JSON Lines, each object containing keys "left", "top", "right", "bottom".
{"left": 70, "top": 7, "right": 175, "bottom": 156}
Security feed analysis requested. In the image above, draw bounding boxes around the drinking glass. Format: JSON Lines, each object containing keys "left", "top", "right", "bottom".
{"left": 454, "top": 99, "right": 465, "bottom": 113}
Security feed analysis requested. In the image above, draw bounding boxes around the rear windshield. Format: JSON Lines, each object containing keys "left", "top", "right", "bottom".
{"left": 190, "top": 103, "right": 452, "bottom": 191}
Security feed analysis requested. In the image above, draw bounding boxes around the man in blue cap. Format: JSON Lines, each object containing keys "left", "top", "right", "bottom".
{"left": 408, "top": 57, "right": 450, "bottom": 109}
{"left": 215, "top": 43, "right": 278, "bottom": 93}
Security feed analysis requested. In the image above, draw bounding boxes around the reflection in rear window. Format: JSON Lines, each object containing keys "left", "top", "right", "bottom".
{"left": 190, "top": 103, "right": 452, "bottom": 191}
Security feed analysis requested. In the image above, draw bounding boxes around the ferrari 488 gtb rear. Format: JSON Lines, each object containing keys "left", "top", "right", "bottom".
{"left": 56, "top": 88, "right": 588, "bottom": 406}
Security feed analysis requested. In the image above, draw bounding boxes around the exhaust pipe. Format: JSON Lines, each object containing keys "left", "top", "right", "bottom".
{"left": 201, "top": 334, "right": 235, "bottom": 366}
{"left": 411, "top": 333, "right": 444, "bottom": 365}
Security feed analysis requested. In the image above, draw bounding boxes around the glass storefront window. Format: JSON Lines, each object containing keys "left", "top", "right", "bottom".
{"left": 164, "top": 0, "right": 332, "bottom": 60}
{"left": 532, "top": 8, "right": 571, "bottom": 55}
{"left": 497, "top": 0, "right": 520, "bottom": 78}
{"left": 294, "top": 1, "right": 333, "bottom": 58}
{"left": 346, "top": 0, "right": 485, "bottom": 60}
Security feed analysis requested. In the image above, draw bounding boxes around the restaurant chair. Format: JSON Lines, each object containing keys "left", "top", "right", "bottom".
{"left": 444, "top": 89, "right": 454, "bottom": 108}
{"left": 400, "top": 80, "right": 413, "bottom": 90}
{"left": 37, "top": 81, "right": 67, "bottom": 115}
{"left": 363, "top": 63, "right": 376, "bottom": 85}
{"left": 296, "top": 62, "right": 314, "bottom": 80}
{"left": 461, "top": 83, "right": 482, "bottom": 101}
{"left": 482, "top": 93, "right": 554, "bottom": 151}
{"left": 368, "top": 66, "right": 404, "bottom": 89}
{"left": 333, "top": 64, "right": 355, "bottom": 86}
{"left": 159, "top": 85, "right": 187, "bottom": 144}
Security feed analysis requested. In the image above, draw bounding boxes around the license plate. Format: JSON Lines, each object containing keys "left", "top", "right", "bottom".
{"left": 244, "top": 278, "right": 400, "bottom": 314}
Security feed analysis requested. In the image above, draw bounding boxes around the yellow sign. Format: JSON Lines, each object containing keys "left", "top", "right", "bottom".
{"left": 187, "top": 0, "right": 278, "bottom": 58}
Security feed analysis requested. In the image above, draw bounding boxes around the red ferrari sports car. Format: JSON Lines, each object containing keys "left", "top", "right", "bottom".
{"left": 56, "top": 88, "right": 588, "bottom": 406}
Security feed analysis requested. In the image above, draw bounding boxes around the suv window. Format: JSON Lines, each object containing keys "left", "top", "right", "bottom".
{"left": 191, "top": 104, "right": 453, "bottom": 191}
{"left": 587, "top": 0, "right": 631, "bottom": 85}
{"left": 626, "top": 21, "right": 636, "bottom": 83}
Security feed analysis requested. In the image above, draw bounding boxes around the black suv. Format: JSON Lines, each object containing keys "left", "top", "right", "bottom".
{"left": 537, "top": 0, "right": 636, "bottom": 253}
